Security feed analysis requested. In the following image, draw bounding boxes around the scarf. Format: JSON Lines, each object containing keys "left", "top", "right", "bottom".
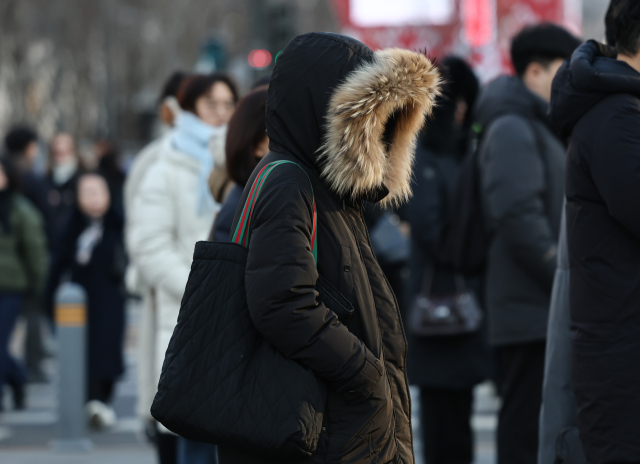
{"left": 172, "top": 112, "right": 227, "bottom": 215}
{"left": 76, "top": 219, "right": 104, "bottom": 265}
{"left": 52, "top": 158, "right": 78, "bottom": 186}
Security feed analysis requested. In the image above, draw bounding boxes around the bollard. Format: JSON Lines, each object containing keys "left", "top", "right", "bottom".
{"left": 53, "top": 282, "right": 93, "bottom": 452}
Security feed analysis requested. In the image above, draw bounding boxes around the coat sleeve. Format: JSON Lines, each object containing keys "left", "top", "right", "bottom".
{"left": 481, "top": 116, "right": 557, "bottom": 290}
{"left": 589, "top": 104, "right": 640, "bottom": 240}
{"left": 245, "top": 181, "right": 382, "bottom": 405}
{"left": 128, "top": 162, "right": 191, "bottom": 300}
{"left": 16, "top": 199, "right": 49, "bottom": 295}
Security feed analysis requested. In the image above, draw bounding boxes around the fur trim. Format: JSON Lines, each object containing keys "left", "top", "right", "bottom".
{"left": 318, "top": 48, "right": 442, "bottom": 207}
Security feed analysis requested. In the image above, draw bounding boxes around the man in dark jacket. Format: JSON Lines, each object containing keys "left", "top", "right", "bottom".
{"left": 550, "top": 2, "right": 640, "bottom": 461}
{"left": 219, "top": 33, "right": 441, "bottom": 464}
{"left": 476, "top": 24, "right": 580, "bottom": 464}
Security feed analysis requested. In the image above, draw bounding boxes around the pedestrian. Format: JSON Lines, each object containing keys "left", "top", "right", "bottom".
{"left": 549, "top": 2, "right": 640, "bottom": 461}
{"left": 125, "top": 70, "right": 189, "bottom": 464}
{"left": 211, "top": 85, "right": 269, "bottom": 242}
{"left": 216, "top": 31, "right": 441, "bottom": 464}
{"left": 124, "top": 70, "right": 189, "bottom": 463}
{"left": 401, "top": 56, "right": 491, "bottom": 464}
{"left": 4, "top": 126, "right": 51, "bottom": 383}
{"left": 475, "top": 24, "right": 580, "bottom": 464}
{"left": 46, "top": 172, "right": 126, "bottom": 429}
{"left": 43, "top": 132, "right": 85, "bottom": 250}
{"left": 0, "top": 157, "right": 48, "bottom": 411}
{"left": 128, "top": 72, "right": 238, "bottom": 464}
{"left": 538, "top": 5, "right": 624, "bottom": 463}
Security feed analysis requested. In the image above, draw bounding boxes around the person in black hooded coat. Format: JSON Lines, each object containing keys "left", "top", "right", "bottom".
{"left": 217, "top": 33, "right": 441, "bottom": 464}
{"left": 549, "top": 3, "right": 640, "bottom": 461}
{"left": 400, "top": 56, "right": 491, "bottom": 464}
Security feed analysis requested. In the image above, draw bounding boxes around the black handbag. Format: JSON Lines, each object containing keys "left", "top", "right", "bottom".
{"left": 151, "top": 160, "right": 332, "bottom": 458}
{"left": 408, "top": 266, "right": 483, "bottom": 337}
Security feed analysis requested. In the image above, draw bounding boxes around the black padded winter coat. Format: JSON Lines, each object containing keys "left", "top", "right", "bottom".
{"left": 550, "top": 40, "right": 640, "bottom": 464}
{"left": 217, "top": 33, "right": 441, "bottom": 464}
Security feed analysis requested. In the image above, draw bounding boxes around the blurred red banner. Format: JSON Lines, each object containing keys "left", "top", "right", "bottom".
{"left": 331, "top": 0, "right": 581, "bottom": 81}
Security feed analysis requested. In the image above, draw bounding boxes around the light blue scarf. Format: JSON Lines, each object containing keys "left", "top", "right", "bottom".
{"left": 171, "top": 112, "right": 222, "bottom": 215}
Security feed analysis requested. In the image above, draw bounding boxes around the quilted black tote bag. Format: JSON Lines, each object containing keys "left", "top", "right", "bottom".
{"left": 151, "top": 160, "right": 326, "bottom": 458}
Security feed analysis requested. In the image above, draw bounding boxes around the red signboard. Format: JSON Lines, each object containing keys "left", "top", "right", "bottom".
{"left": 331, "top": 0, "right": 581, "bottom": 81}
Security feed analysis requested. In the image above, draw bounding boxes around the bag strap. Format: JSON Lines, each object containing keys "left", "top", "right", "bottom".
{"left": 420, "top": 263, "right": 468, "bottom": 297}
{"left": 232, "top": 160, "right": 318, "bottom": 266}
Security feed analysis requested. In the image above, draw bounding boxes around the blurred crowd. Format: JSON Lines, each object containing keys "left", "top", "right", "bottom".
{"left": 1, "top": 1, "right": 640, "bottom": 463}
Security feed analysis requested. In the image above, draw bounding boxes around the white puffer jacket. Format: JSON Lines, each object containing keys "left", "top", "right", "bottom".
{"left": 128, "top": 136, "right": 219, "bottom": 420}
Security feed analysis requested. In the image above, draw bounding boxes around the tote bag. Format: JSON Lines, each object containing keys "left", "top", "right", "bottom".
{"left": 151, "top": 161, "right": 326, "bottom": 458}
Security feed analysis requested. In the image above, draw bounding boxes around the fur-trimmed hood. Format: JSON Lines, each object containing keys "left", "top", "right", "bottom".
{"left": 266, "top": 33, "right": 441, "bottom": 206}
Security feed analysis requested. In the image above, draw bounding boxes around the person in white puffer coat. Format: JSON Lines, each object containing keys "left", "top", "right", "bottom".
{"left": 124, "top": 72, "right": 187, "bottom": 431}
{"left": 127, "top": 73, "right": 237, "bottom": 464}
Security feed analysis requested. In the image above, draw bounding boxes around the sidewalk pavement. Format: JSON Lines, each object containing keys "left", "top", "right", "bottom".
{"left": 1, "top": 303, "right": 497, "bottom": 464}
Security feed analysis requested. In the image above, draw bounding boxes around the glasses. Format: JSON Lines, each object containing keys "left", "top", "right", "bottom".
{"left": 202, "top": 98, "right": 235, "bottom": 112}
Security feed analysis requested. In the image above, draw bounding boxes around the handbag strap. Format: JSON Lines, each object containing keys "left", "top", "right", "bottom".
{"left": 420, "top": 263, "right": 468, "bottom": 296}
{"left": 232, "top": 160, "right": 318, "bottom": 266}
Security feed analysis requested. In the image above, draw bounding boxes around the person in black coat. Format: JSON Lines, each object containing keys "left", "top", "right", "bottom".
{"left": 47, "top": 172, "right": 126, "bottom": 429}
{"left": 401, "top": 56, "right": 491, "bottom": 464}
{"left": 549, "top": 3, "right": 640, "bottom": 461}
{"left": 217, "top": 33, "right": 441, "bottom": 464}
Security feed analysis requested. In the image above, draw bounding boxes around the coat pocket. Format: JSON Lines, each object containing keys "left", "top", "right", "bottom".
{"left": 316, "top": 274, "right": 354, "bottom": 324}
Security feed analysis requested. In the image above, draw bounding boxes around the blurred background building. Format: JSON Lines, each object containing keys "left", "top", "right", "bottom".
{"left": 0, "top": 0, "right": 609, "bottom": 154}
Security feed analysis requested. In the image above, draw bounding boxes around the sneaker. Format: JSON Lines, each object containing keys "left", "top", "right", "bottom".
{"left": 85, "top": 400, "right": 116, "bottom": 429}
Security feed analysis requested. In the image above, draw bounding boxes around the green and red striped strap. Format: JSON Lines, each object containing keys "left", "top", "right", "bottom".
{"left": 232, "top": 160, "right": 317, "bottom": 265}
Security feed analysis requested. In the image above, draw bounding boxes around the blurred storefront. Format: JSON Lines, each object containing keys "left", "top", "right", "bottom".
{"left": 331, "top": 0, "right": 582, "bottom": 81}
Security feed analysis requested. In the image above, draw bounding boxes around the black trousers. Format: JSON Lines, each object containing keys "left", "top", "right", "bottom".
{"left": 22, "top": 297, "right": 46, "bottom": 376}
{"left": 496, "top": 341, "right": 546, "bottom": 464}
{"left": 420, "top": 387, "right": 474, "bottom": 464}
{"left": 88, "top": 378, "right": 115, "bottom": 404}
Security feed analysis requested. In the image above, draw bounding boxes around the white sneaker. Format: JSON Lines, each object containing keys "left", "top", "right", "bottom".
{"left": 85, "top": 400, "right": 117, "bottom": 429}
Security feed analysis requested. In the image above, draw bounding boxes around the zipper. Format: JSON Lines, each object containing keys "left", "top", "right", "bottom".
{"left": 341, "top": 203, "right": 407, "bottom": 460}
{"left": 356, "top": 206, "right": 414, "bottom": 463}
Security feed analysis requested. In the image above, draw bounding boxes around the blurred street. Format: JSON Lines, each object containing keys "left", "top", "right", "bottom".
{"left": 0, "top": 303, "right": 154, "bottom": 463}
{"left": 0, "top": 302, "right": 498, "bottom": 464}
